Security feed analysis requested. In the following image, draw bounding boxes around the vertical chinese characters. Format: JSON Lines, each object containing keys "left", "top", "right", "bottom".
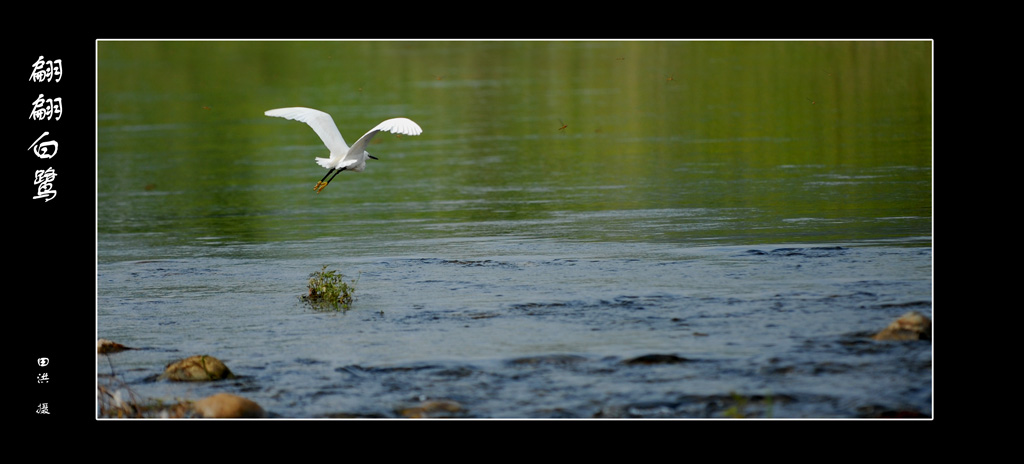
{"left": 37, "top": 358, "right": 51, "bottom": 414}
{"left": 28, "top": 56, "right": 62, "bottom": 202}
{"left": 37, "top": 357, "right": 50, "bottom": 383}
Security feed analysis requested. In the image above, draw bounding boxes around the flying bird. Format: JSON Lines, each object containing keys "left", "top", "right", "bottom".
{"left": 265, "top": 107, "right": 422, "bottom": 193}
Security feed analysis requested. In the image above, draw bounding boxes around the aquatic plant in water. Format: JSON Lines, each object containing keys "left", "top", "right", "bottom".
{"left": 302, "top": 265, "right": 357, "bottom": 311}
{"left": 722, "top": 391, "right": 774, "bottom": 418}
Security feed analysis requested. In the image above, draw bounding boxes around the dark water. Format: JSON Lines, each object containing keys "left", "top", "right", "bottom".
{"left": 97, "top": 40, "right": 932, "bottom": 418}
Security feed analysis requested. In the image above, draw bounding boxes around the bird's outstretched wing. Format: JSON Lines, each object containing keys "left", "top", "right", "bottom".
{"left": 344, "top": 118, "right": 423, "bottom": 161}
{"left": 265, "top": 107, "right": 349, "bottom": 156}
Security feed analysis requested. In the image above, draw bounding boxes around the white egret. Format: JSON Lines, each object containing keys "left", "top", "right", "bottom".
{"left": 265, "top": 107, "right": 422, "bottom": 193}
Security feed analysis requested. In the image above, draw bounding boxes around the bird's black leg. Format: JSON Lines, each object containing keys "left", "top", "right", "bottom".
{"left": 318, "top": 168, "right": 335, "bottom": 184}
{"left": 325, "top": 168, "right": 346, "bottom": 185}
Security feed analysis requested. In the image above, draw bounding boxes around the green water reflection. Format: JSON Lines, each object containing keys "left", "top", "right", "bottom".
{"left": 98, "top": 40, "right": 931, "bottom": 250}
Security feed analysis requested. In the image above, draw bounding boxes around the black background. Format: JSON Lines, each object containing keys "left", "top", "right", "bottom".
{"left": 18, "top": 38, "right": 95, "bottom": 421}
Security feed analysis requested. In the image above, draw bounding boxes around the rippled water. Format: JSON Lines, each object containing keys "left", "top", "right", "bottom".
{"left": 98, "top": 240, "right": 930, "bottom": 418}
{"left": 97, "top": 40, "right": 932, "bottom": 418}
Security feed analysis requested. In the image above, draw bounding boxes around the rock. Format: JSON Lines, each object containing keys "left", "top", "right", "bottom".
{"left": 98, "top": 339, "right": 129, "bottom": 354}
{"left": 192, "top": 393, "right": 266, "bottom": 418}
{"left": 159, "top": 355, "right": 235, "bottom": 381}
{"left": 398, "top": 399, "right": 462, "bottom": 418}
{"left": 873, "top": 311, "right": 931, "bottom": 341}
{"left": 623, "top": 354, "right": 691, "bottom": 365}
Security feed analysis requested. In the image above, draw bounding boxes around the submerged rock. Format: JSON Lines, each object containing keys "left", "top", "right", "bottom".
{"left": 159, "top": 355, "right": 235, "bottom": 381}
{"left": 398, "top": 399, "right": 462, "bottom": 418}
{"left": 623, "top": 354, "right": 691, "bottom": 365}
{"left": 192, "top": 393, "right": 266, "bottom": 418}
{"left": 873, "top": 311, "right": 931, "bottom": 341}
{"left": 97, "top": 339, "right": 130, "bottom": 354}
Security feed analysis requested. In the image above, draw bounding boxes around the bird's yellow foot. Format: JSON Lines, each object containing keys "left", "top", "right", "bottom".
{"left": 314, "top": 181, "right": 326, "bottom": 193}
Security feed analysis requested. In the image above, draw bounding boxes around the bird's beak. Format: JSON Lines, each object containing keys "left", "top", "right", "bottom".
{"left": 368, "top": 155, "right": 379, "bottom": 160}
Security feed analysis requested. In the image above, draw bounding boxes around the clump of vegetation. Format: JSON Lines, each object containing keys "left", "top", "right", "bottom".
{"left": 721, "top": 391, "right": 775, "bottom": 418}
{"left": 98, "top": 384, "right": 193, "bottom": 418}
{"left": 302, "top": 265, "right": 358, "bottom": 311}
{"left": 722, "top": 391, "right": 749, "bottom": 418}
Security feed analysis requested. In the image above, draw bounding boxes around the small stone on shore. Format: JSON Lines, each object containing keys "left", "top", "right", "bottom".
{"left": 192, "top": 393, "right": 266, "bottom": 418}
{"left": 873, "top": 311, "right": 931, "bottom": 341}
{"left": 98, "top": 339, "right": 129, "bottom": 354}
{"left": 159, "top": 355, "right": 235, "bottom": 381}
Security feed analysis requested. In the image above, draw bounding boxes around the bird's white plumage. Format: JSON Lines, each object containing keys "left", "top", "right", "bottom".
{"left": 340, "top": 116, "right": 423, "bottom": 170}
{"left": 265, "top": 107, "right": 349, "bottom": 154}
{"left": 265, "top": 106, "right": 422, "bottom": 192}
{"left": 265, "top": 107, "right": 422, "bottom": 169}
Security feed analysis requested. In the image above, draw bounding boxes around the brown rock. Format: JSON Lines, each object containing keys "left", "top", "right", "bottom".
{"left": 97, "top": 339, "right": 129, "bottom": 354}
{"left": 873, "top": 311, "right": 931, "bottom": 341}
{"left": 192, "top": 393, "right": 266, "bottom": 418}
{"left": 159, "top": 355, "right": 235, "bottom": 381}
{"left": 399, "top": 399, "right": 462, "bottom": 418}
